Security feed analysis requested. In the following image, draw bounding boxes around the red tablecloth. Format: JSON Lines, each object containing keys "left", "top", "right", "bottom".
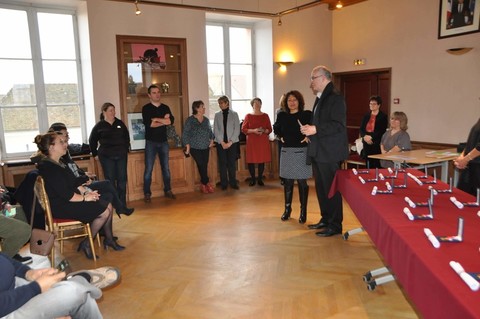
{"left": 332, "top": 169, "right": 480, "bottom": 319}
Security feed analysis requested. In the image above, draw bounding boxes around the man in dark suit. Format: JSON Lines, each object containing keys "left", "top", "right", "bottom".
{"left": 300, "top": 65, "right": 348, "bottom": 237}
{"left": 450, "top": 0, "right": 471, "bottom": 28}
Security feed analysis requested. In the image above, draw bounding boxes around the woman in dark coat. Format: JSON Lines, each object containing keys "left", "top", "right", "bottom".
{"left": 273, "top": 90, "right": 312, "bottom": 224}
{"left": 359, "top": 95, "right": 388, "bottom": 168}
{"left": 34, "top": 131, "right": 124, "bottom": 259}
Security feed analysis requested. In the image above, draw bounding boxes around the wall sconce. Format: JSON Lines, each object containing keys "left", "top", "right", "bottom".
{"left": 276, "top": 61, "right": 293, "bottom": 67}
{"left": 276, "top": 61, "right": 293, "bottom": 72}
{"left": 446, "top": 47, "right": 473, "bottom": 55}
{"left": 134, "top": 0, "right": 141, "bottom": 15}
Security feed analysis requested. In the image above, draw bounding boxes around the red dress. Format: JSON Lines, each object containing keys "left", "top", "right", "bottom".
{"left": 242, "top": 113, "right": 272, "bottom": 163}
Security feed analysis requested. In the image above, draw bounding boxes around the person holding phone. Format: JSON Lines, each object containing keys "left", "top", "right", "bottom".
{"left": 273, "top": 90, "right": 312, "bottom": 224}
{"left": 0, "top": 252, "right": 103, "bottom": 318}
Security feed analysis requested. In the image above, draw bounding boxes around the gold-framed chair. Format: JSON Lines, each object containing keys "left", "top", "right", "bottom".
{"left": 33, "top": 175, "right": 99, "bottom": 265}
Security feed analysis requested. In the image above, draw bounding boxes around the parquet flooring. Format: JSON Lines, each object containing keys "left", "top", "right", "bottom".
{"left": 63, "top": 180, "right": 420, "bottom": 319}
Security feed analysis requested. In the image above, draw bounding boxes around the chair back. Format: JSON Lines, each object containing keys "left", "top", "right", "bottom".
{"left": 33, "top": 176, "right": 55, "bottom": 233}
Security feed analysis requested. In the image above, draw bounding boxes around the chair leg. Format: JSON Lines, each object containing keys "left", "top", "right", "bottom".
{"left": 59, "top": 227, "right": 64, "bottom": 254}
{"left": 86, "top": 223, "right": 97, "bottom": 262}
{"left": 50, "top": 247, "right": 55, "bottom": 268}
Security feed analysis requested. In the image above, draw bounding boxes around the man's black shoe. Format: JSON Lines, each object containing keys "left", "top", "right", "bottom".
{"left": 315, "top": 229, "right": 341, "bottom": 237}
{"left": 308, "top": 222, "right": 328, "bottom": 230}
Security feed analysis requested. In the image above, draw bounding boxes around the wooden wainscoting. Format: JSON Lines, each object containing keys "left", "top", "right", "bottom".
{"left": 1, "top": 155, "right": 95, "bottom": 188}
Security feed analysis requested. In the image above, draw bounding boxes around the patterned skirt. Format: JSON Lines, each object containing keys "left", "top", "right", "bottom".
{"left": 280, "top": 147, "right": 312, "bottom": 179}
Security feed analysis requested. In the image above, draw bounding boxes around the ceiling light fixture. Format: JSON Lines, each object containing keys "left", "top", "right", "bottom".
{"left": 134, "top": 0, "right": 141, "bottom": 15}
{"left": 336, "top": 1, "right": 343, "bottom": 9}
{"left": 277, "top": 15, "right": 282, "bottom": 26}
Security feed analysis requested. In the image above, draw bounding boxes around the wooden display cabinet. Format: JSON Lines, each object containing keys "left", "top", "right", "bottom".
{"left": 116, "top": 35, "right": 188, "bottom": 138}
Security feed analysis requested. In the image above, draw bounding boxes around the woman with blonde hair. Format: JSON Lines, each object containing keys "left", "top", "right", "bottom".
{"left": 380, "top": 111, "right": 411, "bottom": 168}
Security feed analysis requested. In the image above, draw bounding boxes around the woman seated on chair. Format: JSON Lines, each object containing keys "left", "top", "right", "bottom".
{"left": 33, "top": 131, "right": 125, "bottom": 260}
{"left": 380, "top": 111, "right": 412, "bottom": 168}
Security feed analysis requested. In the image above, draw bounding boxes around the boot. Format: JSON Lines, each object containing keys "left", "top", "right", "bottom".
{"left": 281, "top": 180, "right": 294, "bottom": 221}
{"left": 298, "top": 182, "right": 309, "bottom": 224}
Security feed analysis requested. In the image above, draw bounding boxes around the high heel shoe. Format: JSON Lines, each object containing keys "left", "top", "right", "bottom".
{"left": 77, "top": 239, "right": 99, "bottom": 260}
{"left": 103, "top": 238, "right": 125, "bottom": 251}
{"left": 116, "top": 208, "right": 135, "bottom": 218}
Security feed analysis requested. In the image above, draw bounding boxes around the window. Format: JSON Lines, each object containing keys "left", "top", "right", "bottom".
{"left": 0, "top": 4, "right": 83, "bottom": 159}
{"left": 206, "top": 23, "right": 254, "bottom": 122}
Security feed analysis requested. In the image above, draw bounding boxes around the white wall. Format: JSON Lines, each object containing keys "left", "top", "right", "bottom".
{"left": 332, "top": 0, "right": 480, "bottom": 144}
{"left": 86, "top": 0, "right": 209, "bottom": 122}
{"left": 273, "top": 5, "right": 333, "bottom": 110}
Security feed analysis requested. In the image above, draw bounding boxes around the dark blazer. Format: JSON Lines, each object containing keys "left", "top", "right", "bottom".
{"left": 359, "top": 110, "right": 388, "bottom": 144}
{"left": 307, "top": 82, "right": 348, "bottom": 163}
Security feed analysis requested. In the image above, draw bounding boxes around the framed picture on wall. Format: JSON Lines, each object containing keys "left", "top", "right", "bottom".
{"left": 127, "top": 113, "right": 146, "bottom": 150}
{"left": 438, "top": 0, "right": 480, "bottom": 38}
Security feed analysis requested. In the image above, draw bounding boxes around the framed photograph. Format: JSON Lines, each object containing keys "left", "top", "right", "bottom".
{"left": 438, "top": 0, "right": 480, "bottom": 39}
{"left": 127, "top": 113, "right": 146, "bottom": 150}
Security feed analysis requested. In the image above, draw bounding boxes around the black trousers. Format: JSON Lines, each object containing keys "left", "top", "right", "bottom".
{"left": 216, "top": 143, "right": 238, "bottom": 188}
{"left": 457, "top": 162, "right": 480, "bottom": 196}
{"left": 311, "top": 159, "right": 343, "bottom": 232}
{"left": 191, "top": 148, "right": 210, "bottom": 185}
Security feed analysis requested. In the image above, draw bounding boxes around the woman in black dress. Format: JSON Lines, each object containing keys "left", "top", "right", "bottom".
{"left": 359, "top": 95, "right": 388, "bottom": 168}
{"left": 273, "top": 90, "right": 312, "bottom": 224}
{"left": 34, "top": 131, "right": 125, "bottom": 259}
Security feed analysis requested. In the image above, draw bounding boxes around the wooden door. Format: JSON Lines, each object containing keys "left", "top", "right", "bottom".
{"left": 333, "top": 69, "right": 391, "bottom": 144}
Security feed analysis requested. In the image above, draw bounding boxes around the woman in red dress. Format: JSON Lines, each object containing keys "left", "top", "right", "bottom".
{"left": 242, "top": 98, "right": 272, "bottom": 186}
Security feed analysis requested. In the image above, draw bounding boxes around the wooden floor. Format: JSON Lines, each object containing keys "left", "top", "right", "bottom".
{"left": 63, "top": 180, "right": 420, "bottom": 319}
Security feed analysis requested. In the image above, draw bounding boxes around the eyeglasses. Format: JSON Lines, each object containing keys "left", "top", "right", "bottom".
{"left": 310, "top": 75, "right": 323, "bottom": 81}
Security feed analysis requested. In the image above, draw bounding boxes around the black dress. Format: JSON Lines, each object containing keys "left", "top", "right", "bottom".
{"left": 38, "top": 159, "right": 108, "bottom": 223}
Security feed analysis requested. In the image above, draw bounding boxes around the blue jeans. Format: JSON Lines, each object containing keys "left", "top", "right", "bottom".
{"left": 143, "top": 140, "right": 171, "bottom": 195}
{"left": 98, "top": 154, "right": 128, "bottom": 207}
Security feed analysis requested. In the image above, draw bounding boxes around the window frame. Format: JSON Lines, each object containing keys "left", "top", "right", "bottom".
{"left": 206, "top": 21, "right": 256, "bottom": 122}
{"left": 0, "top": 2, "right": 85, "bottom": 160}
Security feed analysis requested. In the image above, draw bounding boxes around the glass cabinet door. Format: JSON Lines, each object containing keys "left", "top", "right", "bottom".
{"left": 116, "top": 35, "right": 188, "bottom": 149}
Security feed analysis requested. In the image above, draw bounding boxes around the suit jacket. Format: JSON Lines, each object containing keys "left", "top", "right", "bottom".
{"left": 307, "top": 82, "right": 349, "bottom": 163}
{"left": 213, "top": 108, "right": 240, "bottom": 144}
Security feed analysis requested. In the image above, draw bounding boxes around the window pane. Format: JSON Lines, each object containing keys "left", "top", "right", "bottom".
{"left": 0, "top": 60, "right": 36, "bottom": 106}
{"left": 2, "top": 107, "right": 38, "bottom": 153}
{"left": 0, "top": 9, "right": 31, "bottom": 59}
{"left": 38, "top": 13, "right": 76, "bottom": 60}
{"left": 206, "top": 25, "right": 224, "bottom": 63}
{"left": 229, "top": 27, "right": 251, "bottom": 63}
{"left": 208, "top": 63, "right": 225, "bottom": 97}
{"left": 43, "top": 61, "right": 78, "bottom": 104}
{"left": 230, "top": 64, "right": 253, "bottom": 100}
{"left": 231, "top": 100, "right": 251, "bottom": 123}
{"left": 47, "top": 105, "right": 81, "bottom": 142}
